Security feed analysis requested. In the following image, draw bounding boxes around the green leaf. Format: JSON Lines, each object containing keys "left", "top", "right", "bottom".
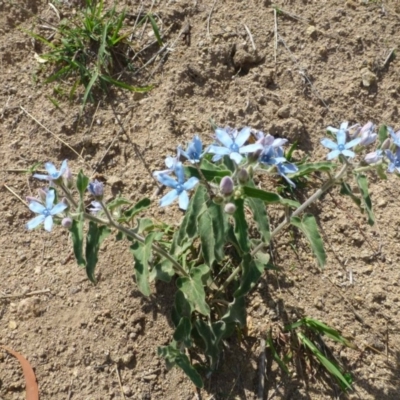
{"left": 173, "top": 317, "right": 192, "bottom": 347}
{"left": 70, "top": 217, "right": 86, "bottom": 267}
{"left": 355, "top": 174, "right": 374, "bottom": 226}
{"left": 289, "top": 161, "right": 335, "bottom": 179}
{"left": 149, "top": 259, "right": 175, "bottom": 283}
{"left": 221, "top": 295, "right": 246, "bottom": 327}
{"left": 242, "top": 186, "right": 300, "bottom": 208}
{"left": 246, "top": 197, "right": 270, "bottom": 243}
{"left": 85, "top": 222, "right": 111, "bottom": 283}
{"left": 158, "top": 344, "right": 203, "bottom": 388}
{"left": 106, "top": 196, "right": 132, "bottom": 210}
{"left": 340, "top": 182, "right": 361, "bottom": 208}
{"left": 234, "top": 254, "right": 265, "bottom": 297}
{"left": 266, "top": 332, "right": 290, "bottom": 375}
{"left": 184, "top": 165, "right": 231, "bottom": 181}
{"left": 76, "top": 170, "right": 89, "bottom": 199}
{"left": 298, "top": 332, "right": 352, "bottom": 391}
{"left": 130, "top": 233, "right": 157, "bottom": 296}
{"left": 290, "top": 214, "right": 326, "bottom": 268}
{"left": 118, "top": 198, "right": 151, "bottom": 223}
{"left": 147, "top": 13, "right": 163, "bottom": 46}
{"left": 378, "top": 124, "right": 388, "bottom": 147}
{"left": 176, "top": 265, "right": 210, "bottom": 316}
{"left": 233, "top": 198, "right": 250, "bottom": 253}
{"left": 194, "top": 319, "right": 226, "bottom": 369}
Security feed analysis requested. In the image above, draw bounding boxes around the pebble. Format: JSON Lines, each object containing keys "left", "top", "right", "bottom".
{"left": 277, "top": 105, "right": 291, "bottom": 118}
{"left": 361, "top": 68, "right": 377, "bottom": 87}
{"left": 306, "top": 25, "right": 318, "bottom": 39}
{"left": 9, "top": 320, "right": 18, "bottom": 330}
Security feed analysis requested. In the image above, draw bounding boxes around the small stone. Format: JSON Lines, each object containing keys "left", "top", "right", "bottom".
{"left": 119, "top": 353, "right": 134, "bottom": 367}
{"left": 371, "top": 286, "right": 386, "bottom": 302}
{"left": 139, "top": 182, "right": 147, "bottom": 193}
{"left": 277, "top": 105, "right": 290, "bottom": 118}
{"left": 361, "top": 68, "right": 377, "bottom": 87}
{"left": 143, "top": 374, "right": 157, "bottom": 381}
{"left": 9, "top": 320, "right": 17, "bottom": 330}
{"left": 306, "top": 25, "right": 318, "bottom": 39}
{"left": 122, "top": 385, "right": 133, "bottom": 396}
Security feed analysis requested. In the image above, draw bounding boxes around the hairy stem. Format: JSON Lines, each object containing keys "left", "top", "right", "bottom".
{"left": 220, "top": 163, "right": 348, "bottom": 290}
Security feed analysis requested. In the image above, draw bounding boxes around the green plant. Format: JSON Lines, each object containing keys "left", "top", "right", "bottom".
{"left": 25, "top": 0, "right": 156, "bottom": 110}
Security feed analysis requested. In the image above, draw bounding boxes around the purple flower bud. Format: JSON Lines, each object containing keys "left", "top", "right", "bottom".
{"left": 219, "top": 176, "right": 234, "bottom": 196}
{"left": 237, "top": 168, "right": 249, "bottom": 184}
{"left": 88, "top": 180, "right": 104, "bottom": 199}
{"left": 38, "top": 188, "right": 47, "bottom": 202}
{"left": 63, "top": 167, "right": 74, "bottom": 189}
{"left": 364, "top": 150, "right": 382, "bottom": 164}
{"left": 61, "top": 217, "right": 73, "bottom": 229}
{"left": 224, "top": 203, "right": 236, "bottom": 214}
{"left": 359, "top": 122, "right": 377, "bottom": 146}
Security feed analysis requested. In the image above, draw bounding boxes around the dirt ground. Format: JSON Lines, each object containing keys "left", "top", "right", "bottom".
{"left": 1, "top": 0, "right": 400, "bottom": 399}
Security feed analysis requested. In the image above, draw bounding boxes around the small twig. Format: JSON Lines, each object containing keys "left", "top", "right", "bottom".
{"left": 3, "top": 184, "right": 28, "bottom": 207}
{"left": 115, "top": 365, "right": 126, "bottom": 400}
{"left": 20, "top": 106, "right": 84, "bottom": 160}
{"left": 273, "top": 7, "right": 310, "bottom": 24}
{"left": 67, "top": 378, "right": 74, "bottom": 400}
{"left": 207, "top": 0, "right": 218, "bottom": 39}
{"left": 382, "top": 48, "right": 395, "bottom": 69}
{"left": 0, "top": 289, "right": 51, "bottom": 300}
{"left": 244, "top": 24, "right": 256, "bottom": 51}
{"left": 258, "top": 339, "right": 266, "bottom": 400}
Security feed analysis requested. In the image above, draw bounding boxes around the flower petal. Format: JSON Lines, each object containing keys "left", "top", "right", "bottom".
{"left": 157, "top": 173, "right": 178, "bottom": 188}
{"left": 230, "top": 152, "right": 243, "bottom": 164}
{"left": 215, "top": 128, "right": 233, "bottom": 147}
{"left": 239, "top": 143, "right": 263, "bottom": 154}
{"left": 159, "top": 189, "right": 178, "bottom": 207}
{"left": 336, "top": 129, "right": 346, "bottom": 146}
{"left": 178, "top": 191, "right": 189, "bottom": 210}
{"left": 44, "top": 215, "right": 53, "bottom": 232}
{"left": 165, "top": 156, "right": 177, "bottom": 169}
{"left": 340, "top": 121, "right": 349, "bottom": 131}
{"left": 50, "top": 202, "right": 68, "bottom": 215}
{"left": 235, "top": 127, "right": 251, "bottom": 146}
{"left": 385, "top": 149, "right": 395, "bottom": 162}
{"left": 33, "top": 173, "right": 50, "bottom": 181}
{"left": 388, "top": 163, "right": 395, "bottom": 173}
{"left": 208, "top": 145, "right": 231, "bottom": 156}
{"left": 174, "top": 162, "right": 186, "bottom": 184}
{"left": 327, "top": 150, "right": 341, "bottom": 160}
{"left": 326, "top": 126, "right": 339, "bottom": 134}
{"left": 345, "top": 137, "right": 362, "bottom": 149}
{"left": 272, "top": 138, "right": 288, "bottom": 147}
{"left": 320, "top": 138, "right": 338, "bottom": 150}
{"left": 28, "top": 201, "right": 46, "bottom": 214}
{"left": 46, "top": 189, "right": 55, "bottom": 209}
{"left": 341, "top": 149, "right": 356, "bottom": 158}
{"left": 59, "top": 160, "right": 68, "bottom": 176}
{"left": 45, "top": 162, "right": 58, "bottom": 176}
{"left": 193, "top": 135, "right": 202, "bottom": 154}
{"left": 26, "top": 215, "right": 45, "bottom": 230}
{"left": 183, "top": 177, "right": 199, "bottom": 191}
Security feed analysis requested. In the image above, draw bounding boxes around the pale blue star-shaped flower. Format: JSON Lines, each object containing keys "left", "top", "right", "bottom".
{"left": 156, "top": 162, "right": 199, "bottom": 210}
{"left": 26, "top": 189, "right": 68, "bottom": 232}
{"left": 153, "top": 149, "right": 181, "bottom": 178}
{"left": 208, "top": 127, "right": 263, "bottom": 164}
{"left": 385, "top": 148, "right": 400, "bottom": 173}
{"left": 33, "top": 160, "right": 68, "bottom": 181}
{"left": 179, "top": 135, "right": 206, "bottom": 164}
{"left": 321, "top": 122, "right": 361, "bottom": 160}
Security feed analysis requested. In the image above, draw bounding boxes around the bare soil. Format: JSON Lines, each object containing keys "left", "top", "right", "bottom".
{"left": 1, "top": 0, "right": 400, "bottom": 399}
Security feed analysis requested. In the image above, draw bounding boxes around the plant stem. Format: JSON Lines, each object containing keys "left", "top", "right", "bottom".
{"left": 99, "top": 201, "right": 189, "bottom": 277}
{"left": 220, "top": 163, "right": 348, "bottom": 290}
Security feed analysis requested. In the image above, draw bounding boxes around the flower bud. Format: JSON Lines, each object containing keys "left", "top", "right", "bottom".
{"left": 26, "top": 196, "right": 40, "bottom": 204}
{"left": 381, "top": 137, "right": 391, "bottom": 150}
{"left": 88, "top": 180, "right": 104, "bottom": 199}
{"left": 224, "top": 203, "right": 236, "bottom": 214}
{"left": 213, "top": 195, "right": 224, "bottom": 205}
{"left": 38, "top": 188, "right": 47, "bottom": 202}
{"left": 364, "top": 150, "right": 382, "bottom": 164}
{"left": 219, "top": 176, "right": 234, "bottom": 196}
{"left": 237, "top": 168, "right": 249, "bottom": 184}
{"left": 63, "top": 167, "right": 74, "bottom": 189}
{"left": 61, "top": 217, "right": 73, "bottom": 229}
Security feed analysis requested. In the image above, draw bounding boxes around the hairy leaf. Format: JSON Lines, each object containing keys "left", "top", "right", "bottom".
{"left": 234, "top": 254, "right": 265, "bottom": 297}
{"left": 85, "top": 222, "right": 111, "bottom": 283}
{"left": 70, "top": 216, "right": 85, "bottom": 267}
{"left": 246, "top": 197, "right": 270, "bottom": 243}
{"left": 76, "top": 170, "right": 89, "bottom": 199}
{"left": 118, "top": 198, "right": 151, "bottom": 223}
{"left": 355, "top": 174, "right": 374, "bottom": 226}
{"left": 290, "top": 214, "right": 326, "bottom": 268}
{"left": 242, "top": 186, "right": 300, "bottom": 208}
{"left": 233, "top": 198, "right": 250, "bottom": 253}
{"left": 173, "top": 317, "right": 192, "bottom": 347}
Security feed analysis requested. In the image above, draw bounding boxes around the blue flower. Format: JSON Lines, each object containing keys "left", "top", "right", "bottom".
{"left": 180, "top": 135, "right": 206, "bottom": 164}
{"left": 358, "top": 122, "right": 377, "bottom": 146}
{"left": 26, "top": 189, "right": 68, "bottom": 232}
{"left": 33, "top": 160, "right": 68, "bottom": 182}
{"left": 153, "top": 149, "right": 181, "bottom": 178}
{"left": 156, "top": 162, "right": 199, "bottom": 210}
{"left": 88, "top": 201, "right": 103, "bottom": 214}
{"left": 259, "top": 146, "right": 298, "bottom": 187}
{"left": 208, "top": 127, "right": 263, "bottom": 164}
{"left": 364, "top": 150, "right": 383, "bottom": 164}
{"left": 385, "top": 148, "right": 400, "bottom": 173}
{"left": 321, "top": 122, "right": 361, "bottom": 160}
{"left": 388, "top": 127, "right": 400, "bottom": 148}
{"left": 88, "top": 180, "right": 104, "bottom": 198}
